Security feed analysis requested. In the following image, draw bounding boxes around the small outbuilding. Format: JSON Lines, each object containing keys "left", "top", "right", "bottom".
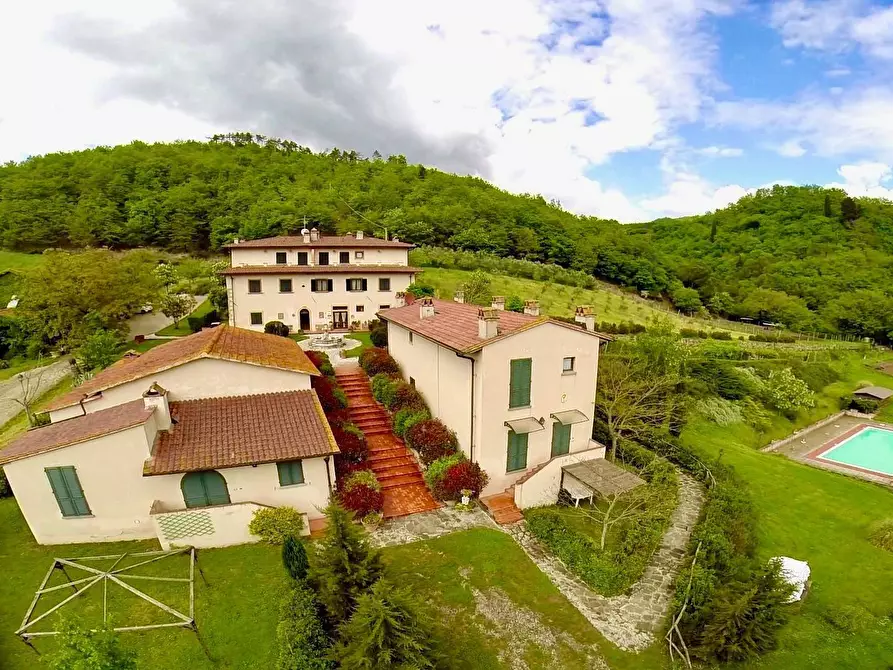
{"left": 853, "top": 386, "right": 893, "bottom": 401}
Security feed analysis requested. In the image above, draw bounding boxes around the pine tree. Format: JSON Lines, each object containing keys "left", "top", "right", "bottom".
{"left": 840, "top": 196, "right": 860, "bottom": 224}
{"left": 333, "top": 579, "right": 440, "bottom": 670}
{"left": 823, "top": 194, "right": 832, "bottom": 217}
{"left": 308, "top": 501, "right": 383, "bottom": 625}
{"left": 283, "top": 534, "right": 310, "bottom": 581}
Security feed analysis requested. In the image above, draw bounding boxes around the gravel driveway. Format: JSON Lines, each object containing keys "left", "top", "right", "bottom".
{"left": 0, "top": 358, "right": 72, "bottom": 427}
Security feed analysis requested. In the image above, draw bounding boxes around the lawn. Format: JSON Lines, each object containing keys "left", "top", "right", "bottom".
{"left": 0, "top": 376, "right": 74, "bottom": 446}
{"left": 343, "top": 331, "right": 372, "bottom": 358}
{"left": 679, "top": 353, "right": 893, "bottom": 669}
{"left": 155, "top": 299, "right": 214, "bottom": 337}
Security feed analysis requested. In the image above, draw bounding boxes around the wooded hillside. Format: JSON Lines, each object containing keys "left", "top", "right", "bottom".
{"left": 1, "top": 134, "right": 892, "bottom": 341}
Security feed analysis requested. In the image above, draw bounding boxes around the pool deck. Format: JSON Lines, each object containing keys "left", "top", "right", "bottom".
{"left": 763, "top": 412, "right": 893, "bottom": 487}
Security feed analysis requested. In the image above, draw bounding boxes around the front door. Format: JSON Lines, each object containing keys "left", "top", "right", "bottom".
{"left": 551, "top": 422, "right": 571, "bottom": 457}
{"left": 332, "top": 307, "right": 349, "bottom": 330}
{"left": 299, "top": 309, "right": 311, "bottom": 331}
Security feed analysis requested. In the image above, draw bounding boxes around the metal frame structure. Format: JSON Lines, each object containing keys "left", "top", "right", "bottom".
{"left": 17, "top": 547, "right": 210, "bottom": 657}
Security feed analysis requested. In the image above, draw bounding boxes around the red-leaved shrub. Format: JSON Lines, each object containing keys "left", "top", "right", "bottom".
{"left": 312, "top": 375, "right": 347, "bottom": 414}
{"left": 389, "top": 382, "right": 427, "bottom": 413}
{"left": 406, "top": 419, "right": 459, "bottom": 465}
{"left": 330, "top": 422, "right": 368, "bottom": 463}
{"left": 359, "top": 347, "right": 401, "bottom": 377}
{"left": 437, "top": 461, "right": 489, "bottom": 500}
{"left": 339, "top": 483, "right": 384, "bottom": 517}
{"left": 305, "top": 350, "right": 335, "bottom": 376}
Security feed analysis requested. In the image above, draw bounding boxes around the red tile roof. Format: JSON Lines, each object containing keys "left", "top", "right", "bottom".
{"left": 0, "top": 399, "right": 154, "bottom": 465}
{"left": 222, "top": 264, "right": 420, "bottom": 275}
{"left": 47, "top": 326, "right": 320, "bottom": 411}
{"left": 377, "top": 299, "right": 606, "bottom": 353}
{"left": 224, "top": 235, "right": 413, "bottom": 249}
{"left": 145, "top": 391, "right": 338, "bottom": 475}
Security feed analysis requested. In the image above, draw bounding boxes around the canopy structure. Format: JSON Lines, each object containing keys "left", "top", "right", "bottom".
{"left": 774, "top": 556, "right": 810, "bottom": 602}
{"left": 17, "top": 548, "right": 209, "bottom": 656}
{"left": 562, "top": 459, "right": 645, "bottom": 498}
{"left": 853, "top": 385, "right": 893, "bottom": 400}
{"left": 550, "top": 409, "right": 589, "bottom": 425}
{"left": 504, "top": 416, "right": 545, "bottom": 434}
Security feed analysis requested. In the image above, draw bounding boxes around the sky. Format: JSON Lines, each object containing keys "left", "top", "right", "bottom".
{"left": 2, "top": 0, "right": 893, "bottom": 222}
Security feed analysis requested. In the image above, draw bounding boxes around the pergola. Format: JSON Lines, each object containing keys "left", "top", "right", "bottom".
{"left": 17, "top": 547, "right": 210, "bottom": 657}
{"left": 561, "top": 459, "right": 646, "bottom": 505}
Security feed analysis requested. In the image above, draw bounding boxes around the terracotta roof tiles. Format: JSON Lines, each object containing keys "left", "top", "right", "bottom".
{"left": 224, "top": 234, "right": 413, "bottom": 249}
{"left": 222, "top": 264, "right": 420, "bottom": 275}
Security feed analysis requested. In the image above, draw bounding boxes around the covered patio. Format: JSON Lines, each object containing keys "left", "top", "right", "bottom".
{"left": 560, "top": 459, "right": 646, "bottom": 506}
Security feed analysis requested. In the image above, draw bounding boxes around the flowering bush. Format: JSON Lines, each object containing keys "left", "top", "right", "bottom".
{"left": 393, "top": 408, "right": 429, "bottom": 438}
{"left": 339, "top": 472, "right": 384, "bottom": 517}
{"left": 312, "top": 375, "right": 347, "bottom": 414}
{"left": 423, "top": 453, "right": 465, "bottom": 498}
{"left": 439, "top": 460, "right": 488, "bottom": 500}
{"left": 764, "top": 368, "right": 815, "bottom": 413}
{"left": 359, "top": 347, "right": 401, "bottom": 377}
{"left": 331, "top": 421, "right": 368, "bottom": 463}
{"left": 405, "top": 419, "right": 459, "bottom": 465}
{"left": 305, "top": 350, "right": 335, "bottom": 377}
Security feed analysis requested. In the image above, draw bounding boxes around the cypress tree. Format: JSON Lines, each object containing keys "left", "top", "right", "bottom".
{"left": 823, "top": 194, "right": 832, "bottom": 217}
{"left": 282, "top": 534, "right": 310, "bottom": 581}
{"left": 308, "top": 501, "right": 383, "bottom": 626}
{"left": 333, "top": 579, "right": 440, "bottom": 670}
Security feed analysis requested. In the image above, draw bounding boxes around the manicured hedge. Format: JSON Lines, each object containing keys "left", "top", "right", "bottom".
{"left": 312, "top": 375, "right": 347, "bottom": 414}
{"left": 339, "top": 470, "right": 384, "bottom": 517}
{"left": 393, "top": 408, "right": 429, "bottom": 438}
{"left": 305, "top": 350, "right": 335, "bottom": 377}
{"left": 359, "top": 347, "right": 400, "bottom": 377}
{"left": 276, "top": 582, "right": 334, "bottom": 670}
{"left": 330, "top": 421, "right": 368, "bottom": 463}
{"left": 405, "top": 419, "right": 459, "bottom": 465}
{"left": 423, "top": 453, "right": 487, "bottom": 500}
{"left": 265, "top": 320, "right": 291, "bottom": 337}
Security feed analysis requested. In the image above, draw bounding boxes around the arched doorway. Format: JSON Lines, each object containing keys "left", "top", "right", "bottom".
{"left": 180, "top": 471, "right": 231, "bottom": 508}
{"left": 299, "top": 308, "right": 311, "bottom": 332}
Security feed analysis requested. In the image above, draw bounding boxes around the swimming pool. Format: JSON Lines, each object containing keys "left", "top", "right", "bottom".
{"left": 818, "top": 426, "right": 893, "bottom": 477}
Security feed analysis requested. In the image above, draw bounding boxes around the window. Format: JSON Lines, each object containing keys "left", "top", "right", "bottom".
{"left": 356, "top": 305, "right": 364, "bottom": 313}
{"left": 318, "top": 252, "right": 330, "bottom": 266}
{"left": 297, "top": 251, "right": 308, "bottom": 266}
{"left": 506, "top": 432, "right": 529, "bottom": 473}
{"left": 250, "top": 312, "right": 263, "bottom": 325}
{"left": 339, "top": 251, "right": 350, "bottom": 264}
{"left": 181, "top": 471, "right": 231, "bottom": 508}
{"left": 311, "top": 279, "right": 333, "bottom": 293}
{"left": 346, "top": 278, "right": 367, "bottom": 292}
{"left": 279, "top": 279, "right": 293, "bottom": 293}
{"left": 355, "top": 251, "right": 364, "bottom": 260}
{"left": 509, "top": 358, "right": 532, "bottom": 408}
{"left": 248, "top": 279, "right": 262, "bottom": 294}
{"left": 277, "top": 312, "right": 285, "bottom": 320}
{"left": 277, "top": 460, "right": 305, "bottom": 486}
{"left": 551, "top": 422, "right": 571, "bottom": 457}
{"left": 45, "top": 467, "right": 90, "bottom": 517}
{"left": 409, "top": 332, "right": 414, "bottom": 344}
{"left": 275, "top": 251, "right": 287, "bottom": 265}
{"left": 379, "top": 304, "right": 390, "bottom": 310}
{"left": 409, "top": 377, "right": 415, "bottom": 387}
{"left": 562, "top": 357, "right": 575, "bottom": 373}
{"left": 378, "top": 277, "right": 391, "bottom": 291}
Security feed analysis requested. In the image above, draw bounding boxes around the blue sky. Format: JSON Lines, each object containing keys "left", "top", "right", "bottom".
{"left": 2, "top": 0, "right": 893, "bottom": 221}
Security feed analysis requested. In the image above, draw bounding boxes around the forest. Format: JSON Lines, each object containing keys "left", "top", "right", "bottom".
{"left": 1, "top": 133, "right": 891, "bottom": 342}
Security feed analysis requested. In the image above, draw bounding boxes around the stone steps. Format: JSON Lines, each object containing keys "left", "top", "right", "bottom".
{"left": 480, "top": 490, "right": 523, "bottom": 524}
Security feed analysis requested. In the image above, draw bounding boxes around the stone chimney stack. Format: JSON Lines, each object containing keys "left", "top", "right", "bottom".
{"left": 524, "top": 300, "right": 540, "bottom": 317}
{"left": 491, "top": 296, "right": 505, "bottom": 311}
{"left": 478, "top": 307, "right": 499, "bottom": 339}
{"left": 454, "top": 290, "right": 465, "bottom": 304}
{"left": 574, "top": 305, "right": 596, "bottom": 332}
{"left": 356, "top": 230, "right": 364, "bottom": 240}
{"left": 394, "top": 292, "right": 406, "bottom": 308}
{"left": 392, "top": 236, "right": 400, "bottom": 243}
{"left": 310, "top": 227, "right": 319, "bottom": 242}
{"left": 420, "top": 296, "right": 435, "bottom": 319}
{"left": 301, "top": 228, "right": 310, "bottom": 244}
{"left": 143, "top": 383, "right": 171, "bottom": 431}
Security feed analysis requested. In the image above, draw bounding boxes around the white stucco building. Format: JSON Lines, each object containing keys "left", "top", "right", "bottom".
{"left": 0, "top": 326, "right": 338, "bottom": 547}
{"left": 378, "top": 297, "right": 609, "bottom": 497}
{"left": 222, "top": 229, "right": 419, "bottom": 332}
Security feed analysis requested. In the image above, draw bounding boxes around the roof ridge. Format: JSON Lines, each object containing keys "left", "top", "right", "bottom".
{"left": 170, "top": 389, "right": 311, "bottom": 404}
{"left": 201, "top": 324, "right": 226, "bottom": 355}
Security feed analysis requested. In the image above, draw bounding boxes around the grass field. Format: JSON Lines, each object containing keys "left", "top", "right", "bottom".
{"left": 155, "top": 299, "right": 214, "bottom": 337}
{"left": 343, "top": 331, "right": 372, "bottom": 358}
{"left": 680, "top": 354, "right": 893, "bottom": 670}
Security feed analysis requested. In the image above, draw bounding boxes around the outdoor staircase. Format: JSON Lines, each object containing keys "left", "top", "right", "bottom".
{"left": 481, "top": 488, "right": 524, "bottom": 524}
{"left": 335, "top": 369, "right": 439, "bottom": 518}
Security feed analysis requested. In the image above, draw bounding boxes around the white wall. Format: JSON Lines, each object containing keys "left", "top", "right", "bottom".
{"left": 386, "top": 322, "right": 474, "bottom": 455}
{"left": 476, "top": 322, "right": 601, "bottom": 495}
{"left": 229, "top": 273, "right": 414, "bottom": 332}
{"left": 230, "top": 246, "right": 409, "bottom": 267}
{"left": 513, "top": 444, "right": 605, "bottom": 509}
{"left": 152, "top": 501, "right": 286, "bottom": 551}
{"left": 50, "top": 358, "right": 312, "bottom": 421}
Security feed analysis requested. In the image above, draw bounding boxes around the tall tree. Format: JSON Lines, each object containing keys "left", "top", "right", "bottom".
{"left": 840, "top": 196, "right": 860, "bottom": 224}
{"left": 823, "top": 194, "right": 833, "bottom": 217}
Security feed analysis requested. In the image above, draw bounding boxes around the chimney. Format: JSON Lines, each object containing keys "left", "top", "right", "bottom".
{"left": 491, "top": 296, "right": 505, "bottom": 311}
{"left": 454, "top": 290, "right": 465, "bottom": 304}
{"left": 524, "top": 300, "right": 540, "bottom": 317}
{"left": 419, "top": 297, "right": 435, "bottom": 319}
{"left": 392, "top": 236, "right": 400, "bottom": 243}
{"left": 478, "top": 307, "right": 499, "bottom": 339}
{"left": 143, "top": 383, "right": 171, "bottom": 431}
{"left": 356, "top": 230, "right": 364, "bottom": 240}
{"left": 301, "top": 228, "right": 310, "bottom": 243}
{"left": 574, "top": 305, "right": 596, "bottom": 332}
{"left": 310, "top": 228, "right": 319, "bottom": 242}
{"left": 394, "top": 292, "right": 406, "bottom": 307}
{"left": 233, "top": 238, "right": 240, "bottom": 245}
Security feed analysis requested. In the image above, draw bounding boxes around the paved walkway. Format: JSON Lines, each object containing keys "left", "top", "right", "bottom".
{"left": 506, "top": 471, "right": 704, "bottom": 651}
{"left": 0, "top": 358, "right": 72, "bottom": 427}
{"left": 369, "top": 506, "right": 495, "bottom": 547}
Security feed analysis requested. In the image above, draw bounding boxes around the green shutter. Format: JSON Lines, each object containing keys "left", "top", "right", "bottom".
{"left": 46, "top": 467, "right": 90, "bottom": 517}
{"left": 509, "top": 358, "right": 532, "bottom": 408}
{"left": 181, "top": 471, "right": 231, "bottom": 508}
{"left": 345, "top": 279, "right": 351, "bottom": 291}
{"left": 506, "top": 432, "right": 529, "bottom": 472}
{"left": 203, "top": 472, "right": 231, "bottom": 505}
{"left": 551, "top": 422, "right": 571, "bottom": 457}
{"left": 327, "top": 279, "right": 334, "bottom": 292}
{"left": 277, "top": 461, "right": 305, "bottom": 486}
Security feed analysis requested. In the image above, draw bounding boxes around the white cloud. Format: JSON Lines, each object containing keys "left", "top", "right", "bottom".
{"left": 696, "top": 145, "right": 744, "bottom": 157}
{"left": 771, "top": 0, "right": 893, "bottom": 59}
{"left": 776, "top": 139, "right": 808, "bottom": 157}
{"left": 640, "top": 172, "right": 749, "bottom": 218}
{"left": 827, "top": 161, "right": 893, "bottom": 199}
{"left": 825, "top": 67, "right": 851, "bottom": 77}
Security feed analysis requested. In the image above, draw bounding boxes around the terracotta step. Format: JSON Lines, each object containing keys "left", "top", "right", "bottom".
{"left": 363, "top": 426, "right": 394, "bottom": 436}
{"left": 374, "top": 464, "right": 423, "bottom": 480}
{"left": 481, "top": 492, "right": 516, "bottom": 511}
{"left": 492, "top": 508, "right": 523, "bottom": 524}
{"left": 369, "top": 448, "right": 412, "bottom": 463}
{"left": 371, "top": 457, "right": 417, "bottom": 472}
{"left": 380, "top": 473, "right": 426, "bottom": 490}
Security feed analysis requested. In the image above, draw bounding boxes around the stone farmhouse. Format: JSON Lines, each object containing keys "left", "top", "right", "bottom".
{"left": 378, "top": 296, "right": 610, "bottom": 505}
{"left": 0, "top": 327, "right": 338, "bottom": 548}
{"left": 222, "top": 229, "right": 419, "bottom": 332}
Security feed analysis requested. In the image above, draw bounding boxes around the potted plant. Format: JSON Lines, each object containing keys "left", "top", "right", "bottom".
{"left": 362, "top": 511, "right": 383, "bottom": 531}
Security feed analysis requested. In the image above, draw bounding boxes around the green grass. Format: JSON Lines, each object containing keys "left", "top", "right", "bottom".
{"left": 680, "top": 354, "right": 893, "bottom": 669}
{"left": 0, "top": 250, "right": 48, "bottom": 272}
{"left": 0, "top": 376, "right": 74, "bottom": 446}
{"left": 155, "top": 299, "right": 214, "bottom": 337}
{"left": 288, "top": 333, "right": 307, "bottom": 342}
{"left": 875, "top": 401, "right": 893, "bottom": 423}
{"left": 343, "top": 331, "right": 372, "bottom": 358}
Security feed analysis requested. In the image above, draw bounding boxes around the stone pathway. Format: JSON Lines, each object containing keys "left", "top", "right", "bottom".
{"left": 505, "top": 471, "right": 704, "bottom": 651}
{"left": 369, "top": 506, "right": 496, "bottom": 548}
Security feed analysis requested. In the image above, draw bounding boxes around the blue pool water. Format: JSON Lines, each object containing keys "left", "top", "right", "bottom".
{"left": 819, "top": 427, "right": 893, "bottom": 477}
